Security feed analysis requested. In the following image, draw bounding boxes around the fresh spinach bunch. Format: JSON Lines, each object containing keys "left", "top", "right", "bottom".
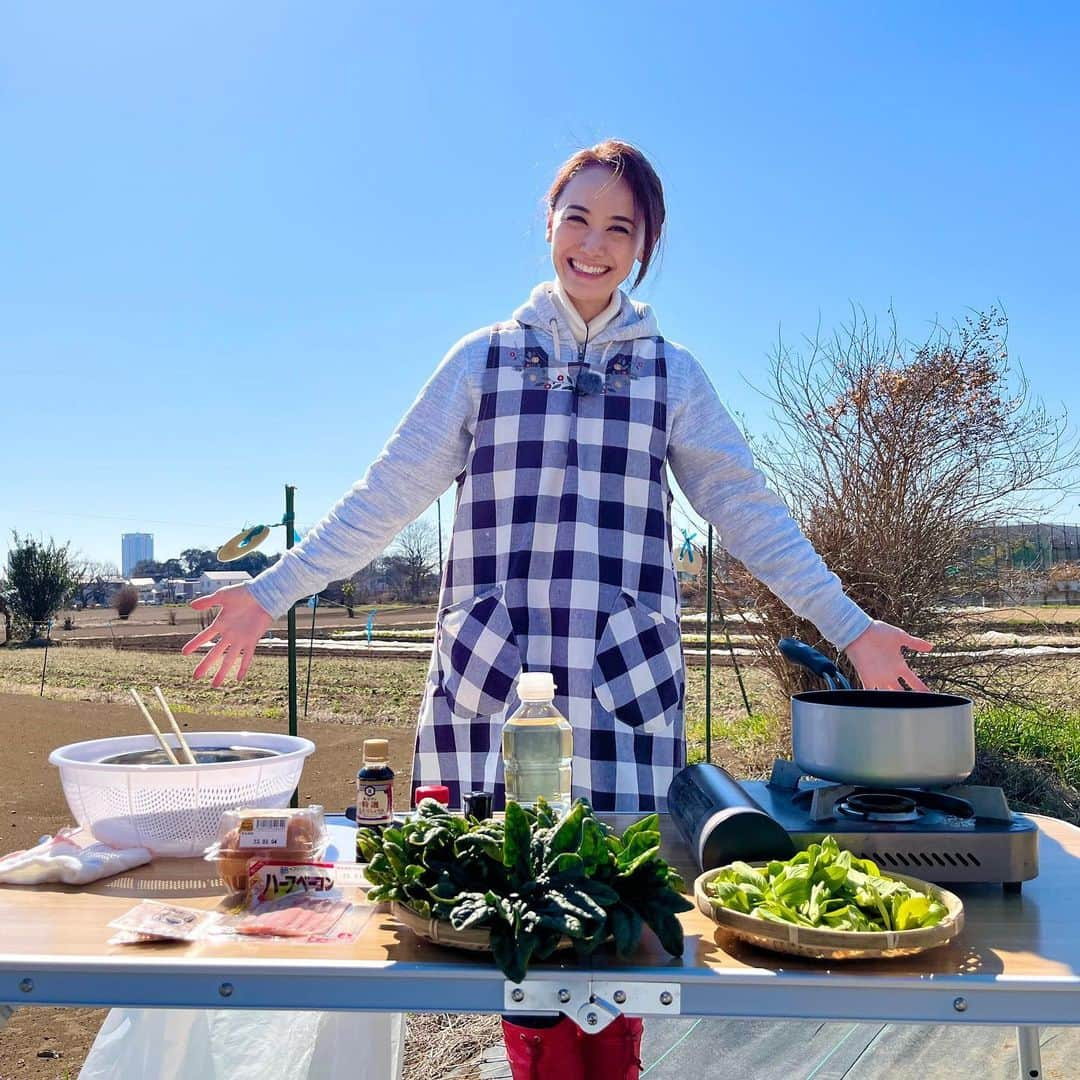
{"left": 357, "top": 797, "right": 692, "bottom": 982}
{"left": 705, "top": 836, "right": 949, "bottom": 933}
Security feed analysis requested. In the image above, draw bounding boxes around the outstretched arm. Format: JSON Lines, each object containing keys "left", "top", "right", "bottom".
{"left": 667, "top": 349, "right": 932, "bottom": 687}
{"left": 182, "top": 333, "right": 481, "bottom": 685}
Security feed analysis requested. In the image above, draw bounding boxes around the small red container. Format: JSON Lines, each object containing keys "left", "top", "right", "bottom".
{"left": 414, "top": 784, "right": 451, "bottom": 808}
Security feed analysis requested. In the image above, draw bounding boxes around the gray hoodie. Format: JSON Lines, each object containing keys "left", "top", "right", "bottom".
{"left": 248, "top": 282, "right": 871, "bottom": 649}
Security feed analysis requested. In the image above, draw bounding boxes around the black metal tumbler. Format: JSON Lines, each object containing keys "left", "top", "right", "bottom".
{"left": 668, "top": 763, "right": 795, "bottom": 871}
{"left": 463, "top": 791, "right": 493, "bottom": 820}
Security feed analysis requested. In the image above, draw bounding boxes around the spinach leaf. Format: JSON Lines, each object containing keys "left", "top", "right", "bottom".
{"left": 705, "top": 834, "right": 950, "bottom": 934}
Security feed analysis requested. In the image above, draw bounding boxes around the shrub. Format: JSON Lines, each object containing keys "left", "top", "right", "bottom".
{"left": 114, "top": 585, "right": 139, "bottom": 620}
{"left": 717, "top": 308, "right": 1080, "bottom": 703}
{"left": 4, "top": 532, "right": 80, "bottom": 640}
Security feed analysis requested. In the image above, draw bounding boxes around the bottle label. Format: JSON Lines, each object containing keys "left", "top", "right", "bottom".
{"left": 356, "top": 779, "right": 393, "bottom": 824}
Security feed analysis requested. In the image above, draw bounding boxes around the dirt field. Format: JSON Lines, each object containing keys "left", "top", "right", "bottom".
{"left": 0, "top": 693, "right": 417, "bottom": 1080}
{"left": 47, "top": 602, "right": 437, "bottom": 643}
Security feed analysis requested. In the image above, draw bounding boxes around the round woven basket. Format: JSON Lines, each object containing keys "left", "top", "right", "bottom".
{"left": 694, "top": 864, "right": 964, "bottom": 961}
{"left": 390, "top": 902, "right": 493, "bottom": 952}
{"left": 390, "top": 901, "right": 579, "bottom": 955}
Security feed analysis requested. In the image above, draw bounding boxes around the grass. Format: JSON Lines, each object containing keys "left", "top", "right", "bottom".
{"left": 331, "top": 628, "right": 435, "bottom": 641}
{"left": 976, "top": 705, "right": 1080, "bottom": 789}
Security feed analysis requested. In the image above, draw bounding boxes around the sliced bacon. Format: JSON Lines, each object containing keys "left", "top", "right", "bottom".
{"left": 234, "top": 897, "right": 349, "bottom": 938}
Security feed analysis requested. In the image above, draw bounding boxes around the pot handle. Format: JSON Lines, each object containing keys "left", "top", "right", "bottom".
{"left": 777, "top": 638, "right": 852, "bottom": 690}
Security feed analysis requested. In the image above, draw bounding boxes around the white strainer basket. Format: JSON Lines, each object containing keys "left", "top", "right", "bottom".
{"left": 49, "top": 732, "right": 315, "bottom": 857}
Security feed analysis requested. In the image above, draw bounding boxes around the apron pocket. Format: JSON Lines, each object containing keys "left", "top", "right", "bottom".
{"left": 593, "top": 592, "right": 684, "bottom": 732}
{"left": 437, "top": 585, "right": 522, "bottom": 719}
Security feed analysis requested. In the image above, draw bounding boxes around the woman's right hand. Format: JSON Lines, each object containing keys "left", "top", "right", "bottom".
{"left": 181, "top": 585, "right": 273, "bottom": 687}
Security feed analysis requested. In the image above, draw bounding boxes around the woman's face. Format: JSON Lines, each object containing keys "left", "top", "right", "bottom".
{"left": 547, "top": 164, "right": 643, "bottom": 319}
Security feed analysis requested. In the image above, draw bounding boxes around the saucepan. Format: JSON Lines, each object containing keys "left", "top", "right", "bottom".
{"left": 778, "top": 638, "right": 975, "bottom": 788}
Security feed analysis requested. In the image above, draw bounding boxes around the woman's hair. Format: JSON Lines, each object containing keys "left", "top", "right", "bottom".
{"left": 547, "top": 139, "right": 666, "bottom": 290}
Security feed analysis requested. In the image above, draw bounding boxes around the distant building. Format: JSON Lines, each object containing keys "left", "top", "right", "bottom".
{"left": 197, "top": 570, "right": 253, "bottom": 596}
{"left": 163, "top": 578, "right": 199, "bottom": 603}
{"left": 121, "top": 533, "right": 154, "bottom": 577}
{"left": 127, "top": 577, "right": 160, "bottom": 604}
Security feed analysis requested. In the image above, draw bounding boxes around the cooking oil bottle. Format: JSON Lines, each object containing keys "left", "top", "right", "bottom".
{"left": 502, "top": 671, "right": 572, "bottom": 814}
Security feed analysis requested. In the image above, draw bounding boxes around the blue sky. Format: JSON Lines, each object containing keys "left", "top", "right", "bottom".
{"left": 4, "top": 2, "right": 1079, "bottom": 569}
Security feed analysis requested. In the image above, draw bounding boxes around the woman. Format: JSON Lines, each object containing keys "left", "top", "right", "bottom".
{"left": 184, "top": 139, "right": 929, "bottom": 1077}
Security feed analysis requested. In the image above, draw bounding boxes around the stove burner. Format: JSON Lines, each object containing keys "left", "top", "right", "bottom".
{"left": 838, "top": 791, "right": 922, "bottom": 823}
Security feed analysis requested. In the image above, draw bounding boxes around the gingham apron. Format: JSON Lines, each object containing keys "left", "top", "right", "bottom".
{"left": 411, "top": 320, "right": 685, "bottom": 812}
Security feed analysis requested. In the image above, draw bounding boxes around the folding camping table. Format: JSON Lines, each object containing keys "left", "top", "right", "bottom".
{"left": 2, "top": 814, "right": 1078, "bottom": 1080}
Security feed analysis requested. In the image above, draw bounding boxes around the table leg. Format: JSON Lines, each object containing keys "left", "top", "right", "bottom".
{"left": 1016, "top": 1025, "right": 1042, "bottom": 1079}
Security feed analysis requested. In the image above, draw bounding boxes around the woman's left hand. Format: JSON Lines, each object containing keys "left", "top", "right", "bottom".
{"left": 844, "top": 620, "right": 933, "bottom": 691}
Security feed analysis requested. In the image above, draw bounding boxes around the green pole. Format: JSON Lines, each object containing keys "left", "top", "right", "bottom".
{"left": 304, "top": 595, "right": 317, "bottom": 719}
{"left": 705, "top": 525, "right": 713, "bottom": 764}
{"left": 285, "top": 485, "right": 298, "bottom": 807}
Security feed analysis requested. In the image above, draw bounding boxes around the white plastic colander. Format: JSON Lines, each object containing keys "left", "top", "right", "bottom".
{"left": 49, "top": 731, "right": 315, "bottom": 857}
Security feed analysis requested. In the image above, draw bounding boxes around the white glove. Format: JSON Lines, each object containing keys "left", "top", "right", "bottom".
{"left": 0, "top": 828, "right": 151, "bottom": 885}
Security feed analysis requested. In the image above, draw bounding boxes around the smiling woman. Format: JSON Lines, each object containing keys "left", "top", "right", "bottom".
{"left": 545, "top": 140, "right": 666, "bottom": 320}
{"left": 182, "top": 138, "right": 931, "bottom": 1079}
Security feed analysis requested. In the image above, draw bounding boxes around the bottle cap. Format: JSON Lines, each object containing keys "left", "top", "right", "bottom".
{"left": 415, "top": 784, "right": 451, "bottom": 807}
{"left": 362, "top": 738, "right": 389, "bottom": 762}
{"left": 517, "top": 671, "right": 557, "bottom": 701}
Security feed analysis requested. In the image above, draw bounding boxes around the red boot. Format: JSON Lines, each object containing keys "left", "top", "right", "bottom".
{"left": 579, "top": 1014, "right": 644, "bottom": 1079}
{"left": 501, "top": 1015, "right": 585, "bottom": 1080}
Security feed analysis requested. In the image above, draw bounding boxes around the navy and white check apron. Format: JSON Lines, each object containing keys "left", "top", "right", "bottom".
{"left": 411, "top": 320, "right": 685, "bottom": 812}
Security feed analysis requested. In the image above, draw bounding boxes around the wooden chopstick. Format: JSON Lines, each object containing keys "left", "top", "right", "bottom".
{"left": 153, "top": 686, "right": 197, "bottom": 765}
{"left": 129, "top": 688, "right": 180, "bottom": 765}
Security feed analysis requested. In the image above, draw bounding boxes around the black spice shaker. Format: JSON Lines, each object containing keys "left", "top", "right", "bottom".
{"left": 463, "top": 791, "right": 493, "bottom": 820}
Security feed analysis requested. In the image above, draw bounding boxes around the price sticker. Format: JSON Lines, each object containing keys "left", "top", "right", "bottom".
{"left": 238, "top": 816, "right": 288, "bottom": 847}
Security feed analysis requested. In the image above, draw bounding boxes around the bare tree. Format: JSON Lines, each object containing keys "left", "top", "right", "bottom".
{"left": 718, "top": 308, "right": 1080, "bottom": 700}
{"left": 389, "top": 521, "right": 441, "bottom": 602}
{"left": 71, "top": 560, "right": 121, "bottom": 609}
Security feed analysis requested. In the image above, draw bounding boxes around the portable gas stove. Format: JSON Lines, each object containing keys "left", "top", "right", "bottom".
{"left": 740, "top": 759, "right": 1039, "bottom": 891}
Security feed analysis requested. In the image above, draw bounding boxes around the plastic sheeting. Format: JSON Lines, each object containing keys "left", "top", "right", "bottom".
{"left": 80, "top": 1008, "right": 404, "bottom": 1080}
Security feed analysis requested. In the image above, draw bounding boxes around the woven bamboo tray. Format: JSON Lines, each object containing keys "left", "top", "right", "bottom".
{"left": 694, "top": 864, "right": 964, "bottom": 960}
{"left": 390, "top": 902, "right": 493, "bottom": 951}
{"left": 390, "top": 901, "right": 579, "bottom": 954}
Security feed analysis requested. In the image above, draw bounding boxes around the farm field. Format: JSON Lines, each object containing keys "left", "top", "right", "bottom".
{"left": 46, "top": 601, "right": 436, "bottom": 641}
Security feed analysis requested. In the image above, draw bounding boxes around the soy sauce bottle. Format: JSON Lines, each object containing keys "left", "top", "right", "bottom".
{"left": 355, "top": 738, "right": 394, "bottom": 830}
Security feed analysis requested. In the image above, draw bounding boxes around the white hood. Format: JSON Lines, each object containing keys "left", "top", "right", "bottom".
{"left": 510, "top": 281, "right": 661, "bottom": 347}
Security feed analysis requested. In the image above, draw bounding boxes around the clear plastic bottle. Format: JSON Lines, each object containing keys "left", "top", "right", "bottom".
{"left": 502, "top": 671, "right": 573, "bottom": 814}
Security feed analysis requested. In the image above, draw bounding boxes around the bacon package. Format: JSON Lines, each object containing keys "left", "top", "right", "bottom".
{"left": 232, "top": 895, "right": 352, "bottom": 938}
{"left": 212, "top": 858, "right": 374, "bottom": 945}
{"left": 247, "top": 859, "right": 369, "bottom": 906}
{"left": 108, "top": 901, "right": 221, "bottom": 943}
